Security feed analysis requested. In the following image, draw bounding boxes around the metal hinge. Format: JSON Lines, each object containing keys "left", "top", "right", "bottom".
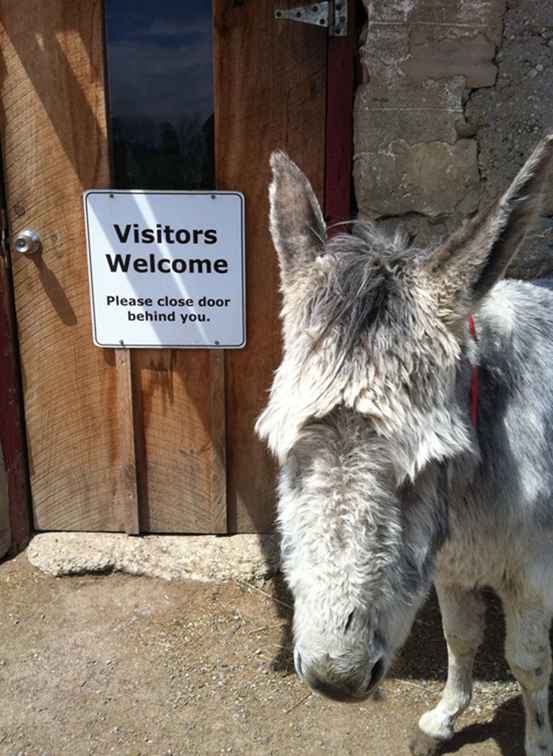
{"left": 274, "top": 2, "right": 348, "bottom": 37}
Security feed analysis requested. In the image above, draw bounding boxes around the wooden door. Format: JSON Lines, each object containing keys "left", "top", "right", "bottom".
{"left": 0, "top": 0, "right": 351, "bottom": 534}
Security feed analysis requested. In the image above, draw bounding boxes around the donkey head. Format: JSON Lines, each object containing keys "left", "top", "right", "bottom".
{"left": 256, "top": 137, "right": 553, "bottom": 702}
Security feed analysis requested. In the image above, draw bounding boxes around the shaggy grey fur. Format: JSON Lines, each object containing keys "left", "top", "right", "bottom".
{"left": 257, "top": 137, "right": 553, "bottom": 756}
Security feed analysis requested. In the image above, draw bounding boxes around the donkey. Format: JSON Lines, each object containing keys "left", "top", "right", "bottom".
{"left": 256, "top": 136, "right": 553, "bottom": 756}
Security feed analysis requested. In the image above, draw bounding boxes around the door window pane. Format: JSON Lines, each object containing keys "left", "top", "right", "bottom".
{"left": 104, "top": 0, "right": 214, "bottom": 190}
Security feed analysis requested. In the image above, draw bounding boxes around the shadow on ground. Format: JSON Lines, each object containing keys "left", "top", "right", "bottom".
{"left": 265, "top": 572, "right": 295, "bottom": 674}
{"left": 436, "top": 696, "right": 525, "bottom": 756}
{"left": 393, "top": 589, "right": 510, "bottom": 683}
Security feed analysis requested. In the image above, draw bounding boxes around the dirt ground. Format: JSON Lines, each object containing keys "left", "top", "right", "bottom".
{"left": 0, "top": 553, "right": 529, "bottom": 756}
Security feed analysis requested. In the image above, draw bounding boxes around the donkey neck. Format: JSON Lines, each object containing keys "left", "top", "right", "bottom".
{"left": 439, "top": 278, "right": 553, "bottom": 587}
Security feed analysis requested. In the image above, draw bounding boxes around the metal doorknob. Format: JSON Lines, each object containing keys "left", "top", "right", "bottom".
{"left": 14, "top": 229, "right": 42, "bottom": 255}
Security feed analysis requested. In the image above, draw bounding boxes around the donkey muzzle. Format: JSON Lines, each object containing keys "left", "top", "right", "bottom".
{"left": 295, "top": 650, "right": 385, "bottom": 702}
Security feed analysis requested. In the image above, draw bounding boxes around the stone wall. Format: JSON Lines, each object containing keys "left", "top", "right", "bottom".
{"left": 355, "top": 0, "right": 553, "bottom": 277}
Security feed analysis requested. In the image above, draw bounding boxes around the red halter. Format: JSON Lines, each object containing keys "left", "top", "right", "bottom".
{"left": 468, "top": 315, "right": 478, "bottom": 429}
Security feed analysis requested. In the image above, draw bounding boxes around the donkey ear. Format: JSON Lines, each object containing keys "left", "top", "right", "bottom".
{"left": 426, "top": 135, "right": 553, "bottom": 325}
{"left": 269, "top": 151, "right": 326, "bottom": 285}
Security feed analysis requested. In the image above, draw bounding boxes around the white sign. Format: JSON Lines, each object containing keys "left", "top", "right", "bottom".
{"left": 83, "top": 190, "right": 246, "bottom": 348}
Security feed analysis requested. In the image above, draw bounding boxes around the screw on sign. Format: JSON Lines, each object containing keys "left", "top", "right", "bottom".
{"left": 14, "top": 229, "right": 42, "bottom": 255}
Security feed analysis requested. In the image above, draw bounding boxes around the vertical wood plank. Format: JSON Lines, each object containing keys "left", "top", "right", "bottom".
{"left": 115, "top": 349, "right": 140, "bottom": 534}
{"left": 213, "top": 0, "right": 328, "bottom": 532}
{"left": 134, "top": 347, "right": 227, "bottom": 534}
{"left": 0, "top": 206, "right": 31, "bottom": 551}
{"left": 208, "top": 351, "right": 227, "bottom": 533}
{"left": 0, "top": 0, "right": 138, "bottom": 531}
{"left": 0, "top": 445, "right": 11, "bottom": 557}
{"left": 325, "top": 0, "right": 355, "bottom": 230}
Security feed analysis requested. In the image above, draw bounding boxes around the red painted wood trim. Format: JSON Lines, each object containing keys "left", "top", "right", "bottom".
{"left": 324, "top": 0, "right": 356, "bottom": 233}
{"left": 0, "top": 209, "right": 32, "bottom": 553}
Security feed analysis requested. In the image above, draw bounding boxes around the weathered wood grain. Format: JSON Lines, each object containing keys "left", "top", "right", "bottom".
{"left": 0, "top": 444, "right": 10, "bottom": 557}
{"left": 0, "top": 0, "right": 139, "bottom": 531}
{"left": 326, "top": 0, "right": 355, "bottom": 231}
{"left": 213, "top": 0, "right": 328, "bottom": 532}
{"left": 115, "top": 349, "right": 140, "bottom": 534}
{"left": 0, "top": 204, "right": 31, "bottom": 552}
{"left": 134, "top": 348, "right": 227, "bottom": 533}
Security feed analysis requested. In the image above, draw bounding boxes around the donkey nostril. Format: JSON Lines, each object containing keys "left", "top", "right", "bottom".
{"left": 344, "top": 610, "right": 355, "bottom": 632}
{"left": 366, "top": 657, "right": 385, "bottom": 693}
{"left": 294, "top": 649, "right": 304, "bottom": 678}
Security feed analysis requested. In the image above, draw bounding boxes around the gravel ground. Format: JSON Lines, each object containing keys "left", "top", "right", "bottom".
{"left": 0, "top": 553, "right": 528, "bottom": 755}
